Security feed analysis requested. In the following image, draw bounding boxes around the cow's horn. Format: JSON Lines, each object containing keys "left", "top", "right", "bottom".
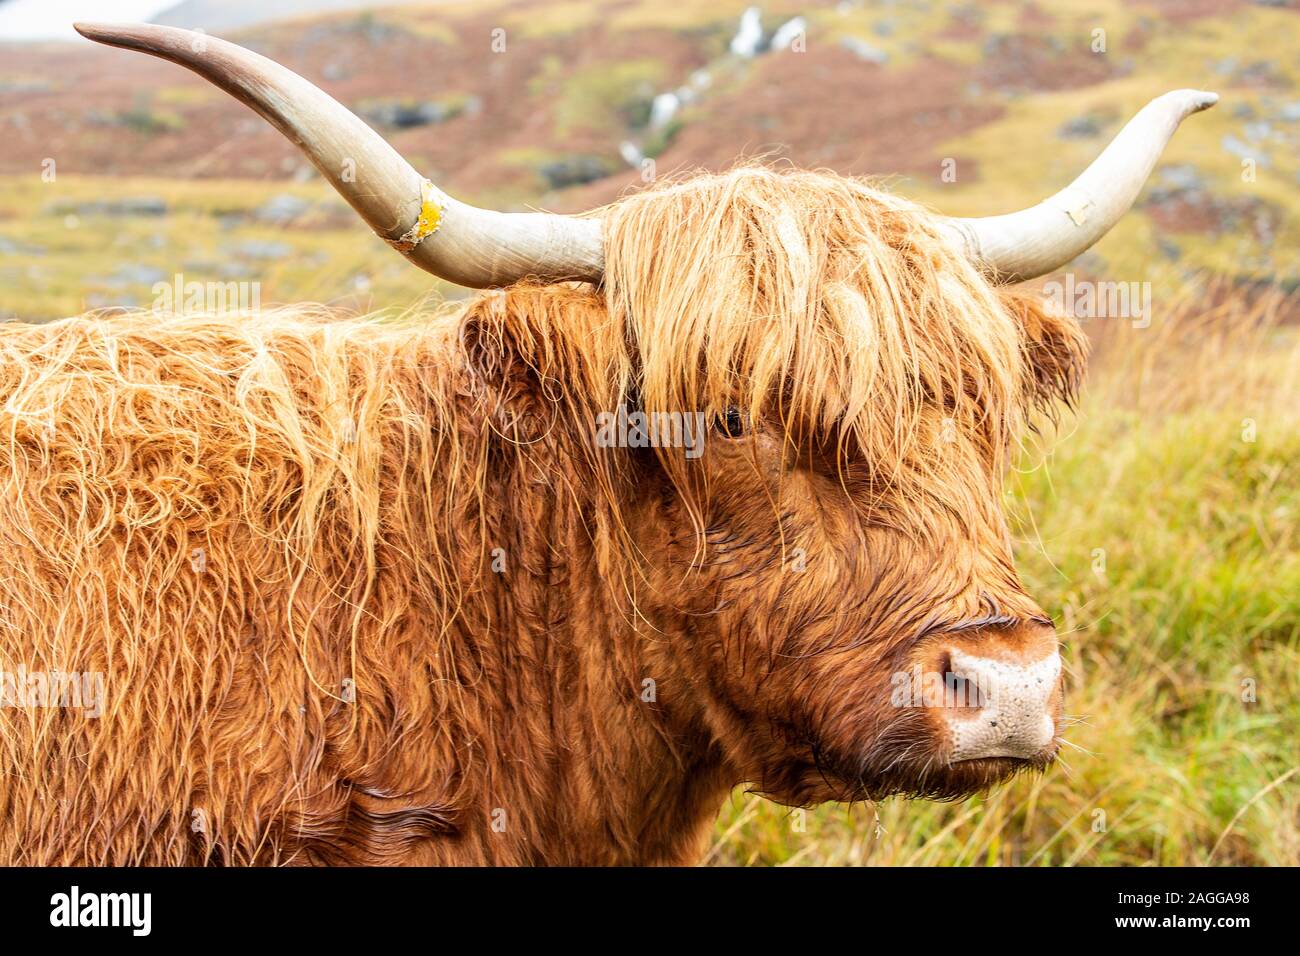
{"left": 941, "top": 89, "right": 1218, "bottom": 283}
{"left": 74, "top": 22, "right": 604, "bottom": 289}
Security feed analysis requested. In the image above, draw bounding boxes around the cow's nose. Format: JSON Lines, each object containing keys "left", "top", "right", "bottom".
{"left": 943, "top": 646, "right": 1062, "bottom": 761}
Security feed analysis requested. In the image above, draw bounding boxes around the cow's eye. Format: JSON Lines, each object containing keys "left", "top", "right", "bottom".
{"left": 714, "top": 407, "right": 747, "bottom": 438}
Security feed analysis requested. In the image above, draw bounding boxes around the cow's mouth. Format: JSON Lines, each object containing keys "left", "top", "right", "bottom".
{"left": 887, "top": 752, "right": 1050, "bottom": 800}
{"left": 950, "top": 745, "right": 1059, "bottom": 766}
{"left": 767, "top": 734, "right": 1056, "bottom": 806}
{"left": 947, "top": 752, "right": 1055, "bottom": 773}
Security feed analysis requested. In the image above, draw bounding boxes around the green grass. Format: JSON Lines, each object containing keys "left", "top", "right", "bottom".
{"left": 0, "top": 175, "right": 462, "bottom": 321}
{"left": 709, "top": 291, "right": 1300, "bottom": 865}
{"left": 539, "top": 58, "right": 667, "bottom": 137}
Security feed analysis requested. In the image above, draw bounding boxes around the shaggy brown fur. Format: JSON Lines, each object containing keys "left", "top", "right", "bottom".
{"left": 0, "top": 168, "right": 1085, "bottom": 865}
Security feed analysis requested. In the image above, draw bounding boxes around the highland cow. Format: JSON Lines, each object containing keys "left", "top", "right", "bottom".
{"left": 0, "top": 24, "right": 1216, "bottom": 865}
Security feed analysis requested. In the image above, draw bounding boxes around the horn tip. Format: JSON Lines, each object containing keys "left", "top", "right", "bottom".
{"left": 74, "top": 22, "right": 139, "bottom": 45}
{"left": 1163, "top": 88, "right": 1219, "bottom": 116}
{"left": 74, "top": 21, "right": 189, "bottom": 50}
{"left": 74, "top": 22, "right": 122, "bottom": 39}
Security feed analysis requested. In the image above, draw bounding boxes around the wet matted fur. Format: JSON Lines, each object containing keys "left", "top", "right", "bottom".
{"left": 0, "top": 168, "right": 1085, "bottom": 864}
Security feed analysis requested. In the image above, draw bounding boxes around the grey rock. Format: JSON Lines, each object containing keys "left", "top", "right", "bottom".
{"left": 841, "top": 36, "right": 889, "bottom": 64}
{"left": 0, "top": 236, "right": 45, "bottom": 255}
{"left": 1238, "top": 61, "right": 1283, "bottom": 85}
{"left": 1221, "top": 135, "right": 1250, "bottom": 158}
{"left": 1156, "top": 164, "right": 1205, "bottom": 192}
{"left": 357, "top": 96, "right": 475, "bottom": 130}
{"left": 254, "top": 193, "right": 312, "bottom": 224}
{"left": 1221, "top": 134, "right": 1264, "bottom": 163}
{"left": 1058, "top": 114, "right": 1104, "bottom": 139}
{"left": 48, "top": 197, "right": 168, "bottom": 218}
{"left": 182, "top": 257, "right": 254, "bottom": 280}
{"left": 226, "top": 240, "right": 292, "bottom": 260}
{"left": 1243, "top": 121, "right": 1273, "bottom": 141}
{"left": 216, "top": 261, "right": 256, "bottom": 280}
{"left": 108, "top": 264, "right": 168, "bottom": 287}
{"left": 0, "top": 80, "right": 51, "bottom": 94}
{"left": 537, "top": 155, "right": 615, "bottom": 190}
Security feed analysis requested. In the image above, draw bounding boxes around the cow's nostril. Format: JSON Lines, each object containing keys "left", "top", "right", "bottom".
{"left": 938, "top": 649, "right": 988, "bottom": 710}
{"left": 937, "top": 650, "right": 980, "bottom": 710}
{"left": 943, "top": 671, "right": 985, "bottom": 709}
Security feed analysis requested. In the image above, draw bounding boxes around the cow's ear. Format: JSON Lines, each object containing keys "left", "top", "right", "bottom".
{"left": 1002, "top": 289, "right": 1088, "bottom": 413}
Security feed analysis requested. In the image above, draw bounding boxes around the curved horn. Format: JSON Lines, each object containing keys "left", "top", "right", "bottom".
{"left": 74, "top": 22, "right": 604, "bottom": 289}
{"left": 942, "top": 89, "right": 1218, "bottom": 283}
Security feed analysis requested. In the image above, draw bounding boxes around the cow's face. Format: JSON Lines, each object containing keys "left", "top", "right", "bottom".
{"left": 633, "top": 291, "right": 1086, "bottom": 805}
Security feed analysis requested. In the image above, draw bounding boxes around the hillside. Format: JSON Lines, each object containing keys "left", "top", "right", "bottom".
{"left": 1, "top": 0, "right": 1298, "bottom": 319}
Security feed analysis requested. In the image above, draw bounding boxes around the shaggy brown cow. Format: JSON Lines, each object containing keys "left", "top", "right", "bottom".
{"left": 0, "top": 24, "right": 1215, "bottom": 865}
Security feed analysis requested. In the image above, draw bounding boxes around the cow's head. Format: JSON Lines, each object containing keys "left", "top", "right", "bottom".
{"left": 590, "top": 171, "right": 1092, "bottom": 804}
{"left": 78, "top": 23, "right": 1215, "bottom": 804}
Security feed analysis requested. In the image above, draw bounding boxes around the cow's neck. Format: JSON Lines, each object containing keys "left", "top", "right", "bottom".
{"left": 369, "top": 434, "right": 735, "bottom": 866}
{"left": 447, "top": 537, "right": 732, "bottom": 865}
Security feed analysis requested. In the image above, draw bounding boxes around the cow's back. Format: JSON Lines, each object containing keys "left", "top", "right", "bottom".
{"left": 0, "top": 312, "right": 472, "bottom": 864}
